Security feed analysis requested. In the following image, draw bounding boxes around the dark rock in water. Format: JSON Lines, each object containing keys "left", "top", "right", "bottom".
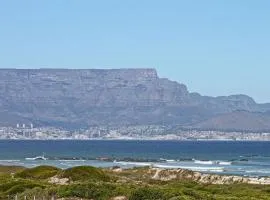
{"left": 239, "top": 159, "right": 249, "bottom": 162}
{"left": 96, "top": 157, "right": 115, "bottom": 162}
{"left": 0, "top": 68, "right": 270, "bottom": 131}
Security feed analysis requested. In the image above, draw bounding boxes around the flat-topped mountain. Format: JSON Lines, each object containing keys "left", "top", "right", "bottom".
{"left": 0, "top": 68, "right": 269, "bottom": 131}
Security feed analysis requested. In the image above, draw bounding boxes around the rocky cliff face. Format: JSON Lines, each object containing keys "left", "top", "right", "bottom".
{"left": 0, "top": 68, "right": 269, "bottom": 130}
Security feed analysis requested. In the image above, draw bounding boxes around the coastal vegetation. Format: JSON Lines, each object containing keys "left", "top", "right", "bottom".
{"left": 1, "top": 165, "right": 270, "bottom": 200}
{"left": 15, "top": 166, "right": 60, "bottom": 180}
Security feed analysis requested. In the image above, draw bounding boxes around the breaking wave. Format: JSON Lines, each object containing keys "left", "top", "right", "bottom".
{"left": 153, "top": 164, "right": 224, "bottom": 172}
{"left": 217, "top": 161, "right": 232, "bottom": 165}
{"left": 113, "top": 161, "right": 153, "bottom": 167}
{"left": 193, "top": 160, "right": 215, "bottom": 165}
{"left": 193, "top": 159, "right": 232, "bottom": 166}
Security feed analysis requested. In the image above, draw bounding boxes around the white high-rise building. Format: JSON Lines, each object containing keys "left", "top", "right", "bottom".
{"left": 22, "top": 124, "right": 25, "bottom": 129}
{"left": 30, "top": 123, "right": 33, "bottom": 129}
{"left": 16, "top": 124, "right": 19, "bottom": 128}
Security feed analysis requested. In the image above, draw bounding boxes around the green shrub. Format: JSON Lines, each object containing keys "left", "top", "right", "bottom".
{"left": 0, "top": 165, "right": 25, "bottom": 175}
{"left": 129, "top": 187, "right": 165, "bottom": 200}
{"left": 18, "top": 187, "right": 51, "bottom": 199}
{"left": 6, "top": 182, "right": 43, "bottom": 195}
{"left": 58, "top": 183, "right": 117, "bottom": 200}
{"left": 15, "top": 166, "right": 60, "bottom": 179}
{"left": 60, "top": 166, "right": 110, "bottom": 182}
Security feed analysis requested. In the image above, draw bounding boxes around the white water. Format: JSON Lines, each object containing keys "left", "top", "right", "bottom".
{"left": 194, "top": 160, "right": 215, "bottom": 165}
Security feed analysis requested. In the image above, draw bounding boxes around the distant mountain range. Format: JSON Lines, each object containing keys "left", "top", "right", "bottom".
{"left": 0, "top": 68, "right": 270, "bottom": 131}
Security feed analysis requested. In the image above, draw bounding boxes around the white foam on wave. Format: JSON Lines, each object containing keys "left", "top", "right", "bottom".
{"left": 194, "top": 160, "right": 215, "bottom": 165}
{"left": 166, "top": 159, "right": 176, "bottom": 163}
{"left": 58, "top": 160, "right": 86, "bottom": 162}
{"left": 160, "top": 158, "right": 176, "bottom": 162}
{"left": 153, "top": 164, "right": 224, "bottom": 172}
{"left": 245, "top": 170, "right": 270, "bottom": 174}
{"left": 193, "top": 160, "right": 232, "bottom": 166}
{"left": 25, "top": 156, "right": 47, "bottom": 161}
{"left": 113, "top": 161, "right": 152, "bottom": 167}
{"left": 25, "top": 158, "right": 37, "bottom": 161}
{"left": 218, "top": 161, "right": 232, "bottom": 166}
{"left": 0, "top": 160, "right": 20, "bottom": 162}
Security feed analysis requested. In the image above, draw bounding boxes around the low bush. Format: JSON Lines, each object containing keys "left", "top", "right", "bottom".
{"left": 58, "top": 183, "right": 119, "bottom": 200}
{"left": 15, "top": 166, "right": 60, "bottom": 179}
{"left": 60, "top": 166, "right": 110, "bottom": 182}
{"left": 129, "top": 187, "right": 165, "bottom": 200}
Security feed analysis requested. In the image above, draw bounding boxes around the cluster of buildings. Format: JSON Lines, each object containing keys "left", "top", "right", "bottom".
{"left": 0, "top": 124, "right": 270, "bottom": 141}
{"left": 0, "top": 124, "right": 70, "bottom": 140}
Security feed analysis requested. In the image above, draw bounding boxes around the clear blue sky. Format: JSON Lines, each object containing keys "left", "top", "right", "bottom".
{"left": 0, "top": 1, "right": 269, "bottom": 103}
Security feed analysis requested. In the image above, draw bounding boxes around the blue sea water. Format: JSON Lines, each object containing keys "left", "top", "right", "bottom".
{"left": 0, "top": 140, "right": 270, "bottom": 177}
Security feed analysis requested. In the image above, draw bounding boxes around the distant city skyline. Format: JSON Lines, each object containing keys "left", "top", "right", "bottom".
{"left": 0, "top": 1, "right": 269, "bottom": 102}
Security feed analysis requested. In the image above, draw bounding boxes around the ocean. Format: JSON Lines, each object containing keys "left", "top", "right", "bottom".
{"left": 1, "top": 140, "right": 270, "bottom": 177}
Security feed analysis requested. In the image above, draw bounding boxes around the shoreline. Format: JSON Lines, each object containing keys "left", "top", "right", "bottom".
{"left": 1, "top": 140, "right": 270, "bottom": 179}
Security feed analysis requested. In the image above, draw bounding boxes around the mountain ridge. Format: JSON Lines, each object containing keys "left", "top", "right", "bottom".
{"left": 0, "top": 68, "right": 269, "bottom": 131}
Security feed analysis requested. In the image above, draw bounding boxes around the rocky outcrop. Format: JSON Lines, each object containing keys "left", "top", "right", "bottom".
{"left": 0, "top": 68, "right": 270, "bottom": 130}
{"left": 48, "top": 176, "right": 69, "bottom": 185}
{"left": 109, "top": 197, "right": 128, "bottom": 200}
{"left": 150, "top": 168, "right": 270, "bottom": 185}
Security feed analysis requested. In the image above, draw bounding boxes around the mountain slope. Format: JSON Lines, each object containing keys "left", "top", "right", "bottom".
{"left": 192, "top": 111, "right": 270, "bottom": 131}
{"left": 0, "top": 68, "right": 269, "bottom": 130}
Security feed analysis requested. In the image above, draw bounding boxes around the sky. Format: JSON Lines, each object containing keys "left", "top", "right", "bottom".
{"left": 0, "top": 1, "right": 269, "bottom": 103}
